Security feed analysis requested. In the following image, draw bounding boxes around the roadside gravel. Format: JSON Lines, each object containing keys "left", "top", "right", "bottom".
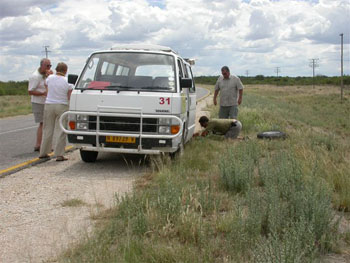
{"left": 0, "top": 151, "right": 140, "bottom": 262}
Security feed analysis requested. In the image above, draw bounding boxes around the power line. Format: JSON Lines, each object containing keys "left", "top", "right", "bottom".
{"left": 340, "top": 33, "right": 344, "bottom": 101}
{"left": 309, "top": 58, "right": 319, "bottom": 88}
{"left": 42, "top": 45, "right": 51, "bottom": 58}
{"left": 274, "top": 67, "right": 281, "bottom": 77}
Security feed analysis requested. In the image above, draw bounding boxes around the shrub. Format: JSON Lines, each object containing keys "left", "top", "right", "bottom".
{"left": 219, "top": 141, "right": 260, "bottom": 193}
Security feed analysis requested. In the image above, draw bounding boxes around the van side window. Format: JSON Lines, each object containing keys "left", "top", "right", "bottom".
{"left": 101, "top": 62, "right": 116, "bottom": 76}
{"left": 177, "top": 59, "right": 184, "bottom": 78}
{"left": 186, "top": 65, "right": 196, "bottom": 93}
{"left": 183, "top": 63, "right": 189, "bottom": 78}
{"left": 116, "top": 65, "right": 130, "bottom": 76}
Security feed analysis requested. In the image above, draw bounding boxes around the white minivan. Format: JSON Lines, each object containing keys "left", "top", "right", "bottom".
{"left": 60, "top": 44, "right": 196, "bottom": 162}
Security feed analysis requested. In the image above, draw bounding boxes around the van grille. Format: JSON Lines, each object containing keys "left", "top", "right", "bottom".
{"left": 88, "top": 116, "right": 157, "bottom": 133}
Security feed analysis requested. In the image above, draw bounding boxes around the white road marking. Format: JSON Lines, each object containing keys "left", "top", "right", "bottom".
{"left": 0, "top": 125, "right": 37, "bottom": 136}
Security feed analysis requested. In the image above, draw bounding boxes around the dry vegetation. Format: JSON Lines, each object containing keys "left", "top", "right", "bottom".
{"left": 0, "top": 95, "right": 31, "bottom": 118}
{"left": 54, "top": 84, "right": 350, "bottom": 262}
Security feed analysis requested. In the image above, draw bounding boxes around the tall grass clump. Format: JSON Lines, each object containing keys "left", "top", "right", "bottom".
{"left": 219, "top": 140, "right": 261, "bottom": 194}
{"left": 248, "top": 151, "right": 339, "bottom": 262}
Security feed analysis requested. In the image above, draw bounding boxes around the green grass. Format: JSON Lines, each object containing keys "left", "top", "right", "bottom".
{"left": 58, "top": 85, "right": 349, "bottom": 262}
{"left": 0, "top": 95, "right": 32, "bottom": 118}
{"left": 0, "top": 81, "right": 28, "bottom": 96}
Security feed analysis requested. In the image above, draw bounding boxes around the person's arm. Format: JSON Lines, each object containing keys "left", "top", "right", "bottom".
{"left": 236, "top": 77, "right": 244, "bottom": 105}
{"left": 213, "top": 78, "right": 221, "bottom": 106}
{"left": 28, "top": 86, "right": 47, "bottom": 97}
{"left": 28, "top": 90, "right": 47, "bottom": 96}
{"left": 213, "top": 89, "right": 219, "bottom": 106}
{"left": 28, "top": 77, "right": 46, "bottom": 96}
{"left": 238, "top": 89, "right": 243, "bottom": 105}
{"left": 200, "top": 130, "right": 209, "bottom": 137}
{"left": 67, "top": 89, "right": 73, "bottom": 100}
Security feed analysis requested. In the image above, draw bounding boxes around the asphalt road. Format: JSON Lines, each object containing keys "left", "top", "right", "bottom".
{"left": 0, "top": 86, "right": 209, "bottom": 172}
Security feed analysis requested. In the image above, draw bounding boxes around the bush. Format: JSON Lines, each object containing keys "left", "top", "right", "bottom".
{"left": 0, "top": 81, "right": 28, "bottom": 96}
{"left": 252, "top": 152, "right": 339, "bottom": 260}
{"left": 219, "top": 141, "right": 260, "bottom": 193}
{"left": 194, "top": 75, "right": 350, "bottom": 86}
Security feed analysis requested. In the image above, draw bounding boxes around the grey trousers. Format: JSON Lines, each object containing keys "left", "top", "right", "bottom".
{"left": 219, "top": 105, "right": 238, "bottom": 119}
{"left": 225, "top": 120, "right": 242, "bottom": 139}
{"left": 39, "top": 104, "right": 68, "bottom": 157}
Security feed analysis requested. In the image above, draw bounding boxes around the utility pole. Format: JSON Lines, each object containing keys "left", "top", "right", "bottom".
{"left": 309, "top": 58, "right": 319, "bottom": 88}
{"left": 42, "top": 45, "right": 51, "bottom": 58}
{"left": 274, "top": 67, "right": 281, "bottom": 77}
{"left": 340, "top": 33, "right": 344, "bottom": 101}
{"left": 245, "top": 70, "right": 249, "bottom": 78}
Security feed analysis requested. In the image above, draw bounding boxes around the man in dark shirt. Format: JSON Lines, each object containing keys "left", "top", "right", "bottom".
{"left": 194, "top": 116, "right": 242, "bottom": 139}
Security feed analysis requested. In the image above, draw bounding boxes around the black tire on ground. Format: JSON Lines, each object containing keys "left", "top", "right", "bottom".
{"left": 80, "top": 149, "right": 98, "bottom": 162}
{"left": 257, "top": 131, "right": 287, "bottom": 140}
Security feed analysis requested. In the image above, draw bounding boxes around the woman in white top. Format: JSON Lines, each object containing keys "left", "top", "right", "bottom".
{"left": 39, "top": 62, "right": 73, "bottom": 161}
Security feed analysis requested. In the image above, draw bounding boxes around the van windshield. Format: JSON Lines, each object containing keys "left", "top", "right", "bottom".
{"left": 76, "top": 52, "right": 176, "bottom": 92}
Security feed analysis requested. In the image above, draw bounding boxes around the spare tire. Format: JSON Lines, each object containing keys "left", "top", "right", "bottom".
{"left": 257, "top": 131, "right": 287, "bottom": 139}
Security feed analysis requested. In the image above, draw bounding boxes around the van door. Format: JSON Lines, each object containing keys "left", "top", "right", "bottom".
{"left": 177, "top": 59, "right": 189, "bottom": 141}
{"left": 185, "top": 64, "right": 196, "bottom": 140}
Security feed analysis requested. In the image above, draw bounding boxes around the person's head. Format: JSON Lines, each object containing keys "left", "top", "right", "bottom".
{"left": 221, "top": 66, "right": 230, "bottom": 79}
{"left": 39, "top": 58, "right": 51, "bottom": 75}
{"left": 55, "top": 62, "right": 68, "bottom": 76}
{"left": 199, "top": 116, "right": 209, "bottom": 128}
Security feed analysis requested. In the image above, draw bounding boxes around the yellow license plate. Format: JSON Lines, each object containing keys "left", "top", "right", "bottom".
{"left": 106, "top": 136, "right": 136, "bottom": 143}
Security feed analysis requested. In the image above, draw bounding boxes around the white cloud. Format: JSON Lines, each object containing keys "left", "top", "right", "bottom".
{"left": 0, "top": 0, "right": 349, "bottom": 81}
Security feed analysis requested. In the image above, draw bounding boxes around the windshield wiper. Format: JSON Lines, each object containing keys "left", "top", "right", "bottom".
{"left": 140, "top": 86, "right": 172, "bottom": 90}
{"left": 78, "top": 85, "right": 172, "bottom": 93}
{"left": 105, "top": 85, "right": 144, "bottom": 93}
{"left": 105, "top": 85, "right": 130, "bottom": 90}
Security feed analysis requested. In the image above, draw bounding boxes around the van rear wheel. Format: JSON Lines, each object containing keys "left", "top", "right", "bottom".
{"left": 80, "top": 149, "right": 98, "bottom": 162}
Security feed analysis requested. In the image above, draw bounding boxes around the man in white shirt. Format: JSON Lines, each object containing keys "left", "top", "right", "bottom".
{"left": 213, "top": 66, "right": 244, "bottom": 119}
{"left": 28, "top": 58, "right": 52, "bottom": 151}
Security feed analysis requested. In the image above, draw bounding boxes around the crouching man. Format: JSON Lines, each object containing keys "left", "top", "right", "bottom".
{"left": 194, "top": 116, "right": 242, "bottom": 139}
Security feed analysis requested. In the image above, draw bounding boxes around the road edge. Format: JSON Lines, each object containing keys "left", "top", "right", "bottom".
{"left": 0, "top": 146, "right": 75, "bottom": 178}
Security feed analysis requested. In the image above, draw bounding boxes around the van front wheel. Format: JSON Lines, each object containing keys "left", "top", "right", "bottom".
{"left": 169, "top": 135, "right": 184, "bottom": 160}
{"left": 80, "top": 149, "right": 98, "bottom": 162}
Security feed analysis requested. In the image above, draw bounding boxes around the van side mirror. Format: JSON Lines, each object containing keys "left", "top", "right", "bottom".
{"left": 68, "top": 74, "right": 78, "bottom": 85}
{"left": 180, "top": 78, "right": 192, "bottom": 89}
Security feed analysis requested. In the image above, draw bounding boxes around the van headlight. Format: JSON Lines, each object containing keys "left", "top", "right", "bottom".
{"left": 76, "top": 122, "right": 89, "bottom": 130}
{"left": 159, "top": 126, "right": 170, "bottom": 134}
{"left": 77, "top": 114, "right": 89, "bottom": 121}
{"left": 76, "top": 114, "right": 89, "bottom": 130}
{"left": 159, "top": 118, "right": 171, "bottom": 125}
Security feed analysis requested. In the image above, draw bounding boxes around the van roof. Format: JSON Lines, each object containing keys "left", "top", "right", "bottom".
{"left": 110, "top": 44, "right": 177, "bottom": 54}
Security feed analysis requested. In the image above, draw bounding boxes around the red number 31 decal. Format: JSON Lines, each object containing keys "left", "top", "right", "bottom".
{"left": 159, "top": 97, "right": 170, "bottom": 105}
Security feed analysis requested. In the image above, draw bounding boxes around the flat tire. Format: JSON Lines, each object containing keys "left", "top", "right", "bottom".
{"left": 257, "top": 131, "right": 287, "bottom": 140}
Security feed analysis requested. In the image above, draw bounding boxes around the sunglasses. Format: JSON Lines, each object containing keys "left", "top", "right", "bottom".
{"left": 46, "top": 64, "right": 52, "bottom": 68}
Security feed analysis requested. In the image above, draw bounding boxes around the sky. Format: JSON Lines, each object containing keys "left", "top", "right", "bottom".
{"left": 0, "top": 0, "right": 349, "bottom": 81}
